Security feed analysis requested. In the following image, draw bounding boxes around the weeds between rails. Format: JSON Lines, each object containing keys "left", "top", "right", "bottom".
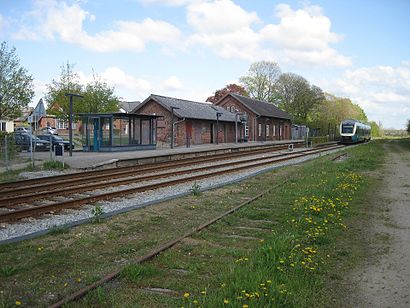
{"left": 0, "top": 142, "right": 383, "bottom": 307}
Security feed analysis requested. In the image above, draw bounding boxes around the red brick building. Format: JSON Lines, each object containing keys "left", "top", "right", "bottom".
{"left": 132, "top": 94, "right": 239, "bottom": 147}
{"left": 214, "top": 93, "right": 292, "bottom": 141}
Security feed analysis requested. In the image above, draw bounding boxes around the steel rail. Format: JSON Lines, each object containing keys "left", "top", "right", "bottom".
{"left": 0, "top": 145, "right": 326, "bottom": 203}
{"left": 48, "top": 181, "right": 286, "bottom": 308}
{"left": 0, "top": 144, "right": 299, "bottom": 191}
{"left": 0, "top": 145, "right": 343, "bottom": 222}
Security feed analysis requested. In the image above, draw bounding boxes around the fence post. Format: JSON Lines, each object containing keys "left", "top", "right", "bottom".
{"left": 5, "top": 135, "right": 9, "bottom": 171}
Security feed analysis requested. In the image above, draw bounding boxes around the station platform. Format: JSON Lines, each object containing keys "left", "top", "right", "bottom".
{"left": 10, "top": 140, "right": 306, "bottom": 170}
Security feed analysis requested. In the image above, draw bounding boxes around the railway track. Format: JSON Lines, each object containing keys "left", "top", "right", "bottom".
{"left": 0, "top": 144, "right": 344, "bottom": 223}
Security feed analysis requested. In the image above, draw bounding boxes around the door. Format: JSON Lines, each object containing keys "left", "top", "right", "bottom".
{"left": 210, "top": 123, "right": 214, "bottom": 143}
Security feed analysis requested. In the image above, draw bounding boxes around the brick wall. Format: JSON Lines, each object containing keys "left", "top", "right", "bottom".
{"left": 215, "top": 95, "right": 292, "bottom": 141}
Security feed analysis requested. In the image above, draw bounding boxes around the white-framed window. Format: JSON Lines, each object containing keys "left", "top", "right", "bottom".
{"left": 57, "top": 119, "right": 68, "bottom": 129}
{"left": 279, "top": 125, "right": 282, "bottom": 136}
{"left": 258, "top": 123, "right": 262, "bottom": 137}
{"left": 266, "top": 124, "right": 270, "bottom": 137}
{"left": 0, "top": 122, "right": 6, "bottom": 131}
{"left": 273, "top": 125, "right": 276, "bottom": 137}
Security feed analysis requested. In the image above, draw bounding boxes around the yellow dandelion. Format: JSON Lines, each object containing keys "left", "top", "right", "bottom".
{"left": 15, "top": 301, "right": 22, "bottom": 306}
{"left": 243, "top": 305, "right": 249, "bottom": 308}
{"left": 183, "top": 292, "right": 190, "bottom": 298}
{"left": 223, "top": 299, "right": 229, "bottom": 304}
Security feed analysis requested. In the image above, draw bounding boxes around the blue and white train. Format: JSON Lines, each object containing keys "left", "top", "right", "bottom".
{"left": 339, "top": 119, "right": 371, "bottom": 144}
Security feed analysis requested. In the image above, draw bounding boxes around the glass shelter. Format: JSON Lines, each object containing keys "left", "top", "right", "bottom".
{"left": 78, "top": 113, "right": 159, "bottom": 152}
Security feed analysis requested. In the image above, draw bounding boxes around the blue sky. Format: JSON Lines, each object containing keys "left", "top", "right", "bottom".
{"left": 0, "top": 0, "right": 409, "bottom": 129}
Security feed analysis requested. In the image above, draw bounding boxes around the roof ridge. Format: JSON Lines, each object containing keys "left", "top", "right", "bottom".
{"left": 151, "top": 93, "right": 214, "bottom": 106}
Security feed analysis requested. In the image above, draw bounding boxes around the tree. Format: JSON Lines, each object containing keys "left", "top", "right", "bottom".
{"left": 0, "top": 41, "right": 34, "bottom": 119}
{"left": 310, "top": 94, "right": 369, "bottom": 135}
{"left": 45, "top": 61, "right": 83, "bottom": 118}
{"left": 407, "top": 119, "right": 410, "bottom": 134}
{"left": 46, "top": 63, "right": 120, "bottom": 117}
{"left": 81, "top": 72, "right": 120, "bottom": 113}
{"left": 206, "top": 84, "right": 248, "bottom": 103}
{"left": 369, "top": 121, "right": 381, "bottom": 137}
{"left": 275, "top": 72, "right": 325, "bottom": 124}
{"left": 239, "top": 61, "right": 281, "bottom": 104}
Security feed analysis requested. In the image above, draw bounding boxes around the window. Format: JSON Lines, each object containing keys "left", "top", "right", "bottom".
{"left": 266, "top": 124, "right": 270, "bottom": 137}
{"left": 244, "top": 124, "right": 249, "bottom": 137}
{"left": 0, "top": 122, "right": 6, "bottom": 132}
{"left": 273, "top": 125, "right": 276, "bottom": 137}
{"left": 258, "top": 123, "right": 262, "bottom": 137}
{"left": 57, "top": 119, "right": 68, "bottom": 129}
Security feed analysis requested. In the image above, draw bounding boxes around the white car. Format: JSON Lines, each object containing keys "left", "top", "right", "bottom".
{"left": 14, "top": 127, "right": 30, "bottom": 133}
{"left": 41, "top": 126, "right": 58, "bottom": 135}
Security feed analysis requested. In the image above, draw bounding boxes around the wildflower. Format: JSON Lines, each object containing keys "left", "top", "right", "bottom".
{"left": 243, "top": 305, "right": 249, "bottom": 308}
{"left": 15, "top": 301, "right": 22, "bottom": 305}
{"left": 193, "top": 300, "right": 199, "bottom": 305}
{"left": 201, "top": 290, "right": 206, "bottom": 295}
{"left": 223, "top": 299, "right": 229, "bottom": 304}
{"left": 266, "top": 280, "right": 272, "bottom": 284}
{"left": 221, "top": 283, "right": 226, "bottom": 288}
{"left": 183, "top": 292, "right": 190, "bottom": 298}
{"left": 37, "top": 246, "right": 43, "bottom": 251}
{"left": 76, "top": 278, "right": 81, "bottom": 283}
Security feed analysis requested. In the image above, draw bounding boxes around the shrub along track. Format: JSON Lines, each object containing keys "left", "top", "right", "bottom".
{"left": 0, "top": 144, "right": 343, "bottom": 223}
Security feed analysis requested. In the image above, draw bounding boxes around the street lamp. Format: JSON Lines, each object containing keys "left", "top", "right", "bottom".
{"left": 170, "top": 106, "right": 180, "bottom": 149}
{"left": 216, "top": 112, "right": 222, "bottom": 145}
{"left": 65, "top": 93, "right": 83, "bottom": 156}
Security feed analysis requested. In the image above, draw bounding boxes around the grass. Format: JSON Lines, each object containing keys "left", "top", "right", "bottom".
{"left": 0, "top": 141, "right": 387, "bottom": 307}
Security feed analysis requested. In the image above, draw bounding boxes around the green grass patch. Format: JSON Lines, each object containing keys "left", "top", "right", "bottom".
{"left": 42, "top": 160, "right": 70, "bottom": 170}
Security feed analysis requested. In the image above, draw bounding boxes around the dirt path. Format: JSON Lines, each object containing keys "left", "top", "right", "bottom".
{"left": 348, "top": 141, "right": 410, "bottom": 307}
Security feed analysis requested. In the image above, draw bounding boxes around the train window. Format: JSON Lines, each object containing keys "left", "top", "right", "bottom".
{"left": 342, "top": 124, "right": 354, "bottom": 133}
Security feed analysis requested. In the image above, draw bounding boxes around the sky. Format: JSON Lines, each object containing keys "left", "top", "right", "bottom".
{"left": 0, "top": 0, "right": 409, "bottom": 129}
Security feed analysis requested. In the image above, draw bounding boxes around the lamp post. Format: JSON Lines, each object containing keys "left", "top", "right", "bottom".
{"left": 65, "top": 93, "right": 83, "bottom": 157}
{"left": 170, "top": 106, "right": 180, "bottom": 149}
{"left": 216, "top": 112, "right": 222, "bottom": 145}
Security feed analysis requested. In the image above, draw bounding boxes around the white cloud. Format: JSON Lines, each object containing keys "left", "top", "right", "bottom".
{"left": 12, "top": 0, "right": 182, "bottom": 53}
{"left": 186, "top": 0, "right": 263, "bottom": 60}
{"left": 259, "top": 3, "right": 351, "bottom": 67}
{"left": 185, "top": 2, "right": 350, "bottom": 66}
{"left": 324, "top": 62, "right": 410, "bottom": 129}
{"left": 139, "top": 0, "right": 201, "bottom": 6}
{"left": 163, "top": 76, "right": 184, "bottom": 91}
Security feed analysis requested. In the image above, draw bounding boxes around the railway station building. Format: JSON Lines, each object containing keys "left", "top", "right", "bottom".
{"left": 213, "top": 93, "right": 292, "bottom": 141}
{"left": 132, "top": 94, "right": 240, "bottom": 148}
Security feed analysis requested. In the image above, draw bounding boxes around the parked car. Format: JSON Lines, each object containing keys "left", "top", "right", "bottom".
{"left": 40, "top": 126, "right": 58, "bottom": 135}
{"left": 14, "top": 132, "right": 51, "bottom": 152}
{"left": 14, "top": 127, "right": 29, "bottom": 133}
{"left": 36, "top": 134, "right": 74, "bottom": 151}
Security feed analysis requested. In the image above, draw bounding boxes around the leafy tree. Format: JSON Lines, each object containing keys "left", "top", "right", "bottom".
{"left": 369, "top": 121, "right": 381, "bottom": 137}
{"left": 275, "top": 73, "right": 325, "bottom": 124}
{"left": 310, "top": 94, "right": 369, "bottom": 136}
{"left": 206, "top": 83, "right": 248, "bottom": 103}
{"left": 239, "top": 61, "right": 281, "bottom": 104}
{"left": 45, "top": 61, "right": 83, "bottom": 119}
{"left": 46, "top": 63, "right": 120, "bottom": 117}
{"left": 0, "top": 41, "right": 34, "bottom": 119}
{"left": 81, "top": 72, "right": 120, "bottom": 113}
{"left": 407, "top": 119, "right": 410, "bottom": 134}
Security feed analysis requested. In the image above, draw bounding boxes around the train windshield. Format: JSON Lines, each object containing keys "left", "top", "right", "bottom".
{"left": 342, "top": 124, "right": 354, "bottom": 133}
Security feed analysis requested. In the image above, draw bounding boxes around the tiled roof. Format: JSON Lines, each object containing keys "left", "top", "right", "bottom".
{"left": 228, "top": 93, "right": 292, "bottom": 120}
{"left": 120, "top": 101, "right": 140, "bottom": 113}
{"left": 134, "top": 94, "right": 237, "bottom": 122}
